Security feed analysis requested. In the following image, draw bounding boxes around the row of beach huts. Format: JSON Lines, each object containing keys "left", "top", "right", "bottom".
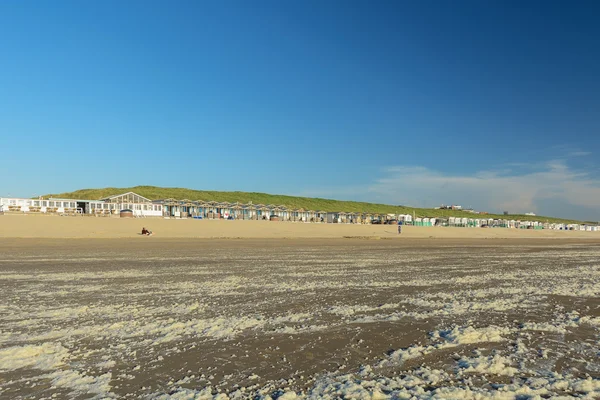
{"left": 0, "top": 192, "right": 597, "bottom": 231}
{"left": 411, "top": 216, "right": 599, "bottom": 231}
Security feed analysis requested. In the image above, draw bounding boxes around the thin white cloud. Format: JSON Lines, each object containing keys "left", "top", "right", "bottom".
{"left": 567, "top": 151, "right": 592, "bottom": 157}
{"left": 300, "top": 160, "right": 600, "bottom": 221}
{"left": 365, "top": 160, "right": 600, "bottom": 219}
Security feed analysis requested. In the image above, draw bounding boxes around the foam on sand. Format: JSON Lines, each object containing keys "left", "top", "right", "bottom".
{"left": 2, "top": 239, "right": 600, "bottom": 399}
{"left": 0, "top": 343, "right": 68, "bottom": 371}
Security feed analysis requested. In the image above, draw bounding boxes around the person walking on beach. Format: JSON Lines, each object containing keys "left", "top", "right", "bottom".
{"left": 397, "top": 220, "right": 402, "bottom": 235}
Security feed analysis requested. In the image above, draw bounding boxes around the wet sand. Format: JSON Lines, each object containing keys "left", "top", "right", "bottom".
{"left": 1, "top": 238, "right": 600, "bottom": 399}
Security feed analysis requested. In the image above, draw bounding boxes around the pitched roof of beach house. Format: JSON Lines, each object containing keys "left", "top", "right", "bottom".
{"left": 100, "top": 192, "right": 152, "bottom": 204}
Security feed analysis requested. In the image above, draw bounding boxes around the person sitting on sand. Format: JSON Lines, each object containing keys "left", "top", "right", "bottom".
{"left": 141, "top": 227, "right": 153, "bottom": 236}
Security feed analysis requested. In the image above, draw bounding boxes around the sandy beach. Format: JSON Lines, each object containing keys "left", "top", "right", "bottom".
{"left": 1, "top": 236, "right": 600, "bottom": 399}
{"left": 1, "top": 214, "right": 600, "bottom": 240}
{"left": 1, "top": 215, "right": 599, "bottom": 399}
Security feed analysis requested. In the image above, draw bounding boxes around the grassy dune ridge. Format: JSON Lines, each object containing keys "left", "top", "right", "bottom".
{"left": 43, "top": 185, "right": 588, "bottom": 224}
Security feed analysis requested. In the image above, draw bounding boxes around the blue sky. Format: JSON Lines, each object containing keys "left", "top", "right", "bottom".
{"left": 1, "top": 1, "right": 599, "bottom": 220}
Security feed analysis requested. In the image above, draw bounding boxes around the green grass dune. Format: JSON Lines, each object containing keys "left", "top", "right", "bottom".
{"left": 43, "top": 185, "right": 587, "bottom": 224}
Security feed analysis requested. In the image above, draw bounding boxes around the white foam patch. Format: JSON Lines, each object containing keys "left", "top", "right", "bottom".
{"left": 0, "top": 343, "right": 68, "bottom": 371}
{"left": 328, "top": 303, "right": 401, "bottom": 317}
{"left": 457, "top": 354, "right": 518, "bottom": 376}
{"left": 153, "top": 370, "right": 600, "bottom": 399}
{"left": 384, "top": 325, "right": 511, "bottom": 366}
{"left": 437, "top": 325, "right": 511, "bottom": 344}
{"left": 43, "top": 369, "right": 114, "bottom": 398}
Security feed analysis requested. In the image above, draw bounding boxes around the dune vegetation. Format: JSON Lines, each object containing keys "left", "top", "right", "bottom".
{"left": 43, "top": 185, "right": 588, "bottom": 224}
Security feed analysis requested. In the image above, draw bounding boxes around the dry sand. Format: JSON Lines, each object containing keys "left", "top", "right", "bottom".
{"left": 1, "top": 213, "right": 599, "bottom": 240}
{"left": 1, "top": 238, "right": 600, "bottom": 399}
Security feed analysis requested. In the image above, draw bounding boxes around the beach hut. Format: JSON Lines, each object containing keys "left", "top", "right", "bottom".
{"left": 317, "top": 211, "right": 327, "bottom": 222}
{"left": 229, "top": 202, "right": 243, "bottom": 219}
{"left": 257, "top": 204, "right": 271, "bottom": 220}
{"left": 240, "top": 203, "right": 253, "bottom": 220}
{"left": 345, "top": 212, "right": 356, "bottom": 223}
{"left": 292, "top": 208, "right": 304, "bottom": 222}
{"left": 159, "top": 198, "right": 179, "bottom": 217}
{"left": 326, "top": 212, "right": 339, "bottom": 223}
{"left": 178, "top": 199, "right": 194, "bottom": 218}
{"left": 194, "top": 201, "right": 209, "bottom": 218}
{"left": 304, "top": 210, "right": 315, "bottom": 222}
{"left": 275, "top": 205, "right": 284, "bottom": 221}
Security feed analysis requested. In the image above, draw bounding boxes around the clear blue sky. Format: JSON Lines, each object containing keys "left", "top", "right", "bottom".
{"left": 1, "top": 1, "right": 599, "bottom": 219}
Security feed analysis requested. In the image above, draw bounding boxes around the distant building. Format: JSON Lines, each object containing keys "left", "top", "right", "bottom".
{"left": 439, "top": 204, "right": 463, "bottom": 210}
{"left": 525, "top": 212, "right": 536, "bottom": 216}
{"left": 0, "top": 192, "right": 163, "bottom": 217}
